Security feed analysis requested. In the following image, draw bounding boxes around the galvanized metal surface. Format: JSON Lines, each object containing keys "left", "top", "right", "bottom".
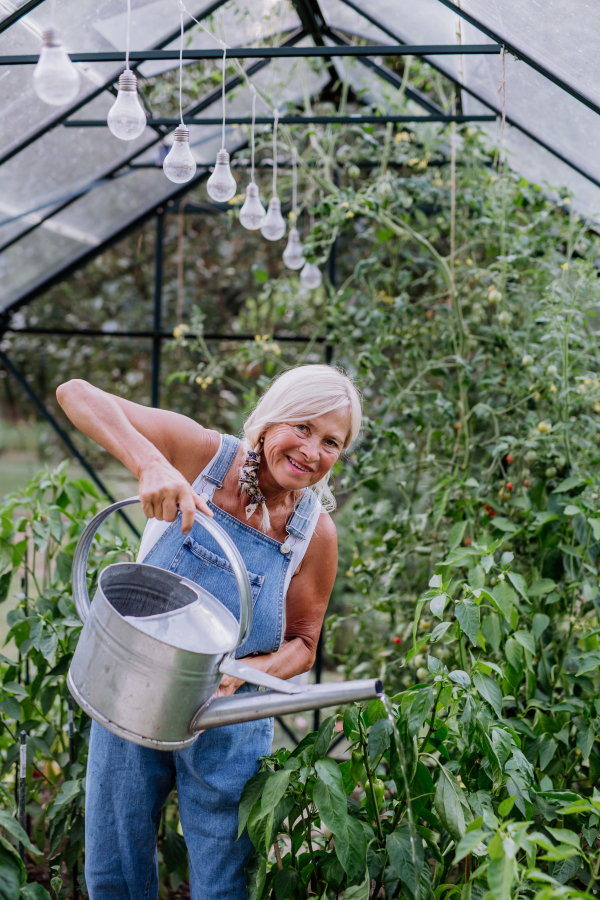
{"left": 192, "top": 678, "right": 384, "bottom": 730}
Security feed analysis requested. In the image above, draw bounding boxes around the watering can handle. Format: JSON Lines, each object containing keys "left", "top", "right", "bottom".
{"left": 71, "top": 496, "right": 254, "bottom": 648}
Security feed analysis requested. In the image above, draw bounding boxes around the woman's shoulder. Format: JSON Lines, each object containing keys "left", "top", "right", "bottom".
{"left": 312, "top": 508, "right": 337, "bottom": 544}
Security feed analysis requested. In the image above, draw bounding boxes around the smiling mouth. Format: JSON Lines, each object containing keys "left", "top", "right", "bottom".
{"left": 286, "top": 456, "right": 313, "bottom": 474}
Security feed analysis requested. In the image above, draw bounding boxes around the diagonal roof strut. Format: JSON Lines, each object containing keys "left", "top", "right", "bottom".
{"left": 335, "top": 0, "right": 600, "bottom": 192}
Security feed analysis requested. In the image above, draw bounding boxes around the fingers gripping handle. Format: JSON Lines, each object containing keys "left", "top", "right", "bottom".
{"left": 71, "top": 497, "right": 254, "bottom": 648}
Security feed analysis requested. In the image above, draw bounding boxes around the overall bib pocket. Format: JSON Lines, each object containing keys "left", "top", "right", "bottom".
{"left": 169, "top": 535, "right": 264, "bottom": 621}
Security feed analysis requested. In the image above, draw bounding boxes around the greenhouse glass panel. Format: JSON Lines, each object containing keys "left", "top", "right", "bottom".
{"left": 321, "top": 0, "right": 600, "bottom": 220}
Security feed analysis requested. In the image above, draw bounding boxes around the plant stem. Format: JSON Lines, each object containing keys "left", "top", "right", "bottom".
{"left": 420, "top": 682, "right": 443, "bottom": 750}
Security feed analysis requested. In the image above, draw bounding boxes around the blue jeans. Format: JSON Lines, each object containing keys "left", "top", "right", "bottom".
{"left": 85, "top": 709, "right": 273, "bottom": 899}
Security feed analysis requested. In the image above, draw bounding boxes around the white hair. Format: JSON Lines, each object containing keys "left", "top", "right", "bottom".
{"left": 242, "top": 364, "right": 362, "bottom": 530}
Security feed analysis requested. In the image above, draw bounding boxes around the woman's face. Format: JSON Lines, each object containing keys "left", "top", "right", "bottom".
{"left": 261, "top": 407, "right": 351, "bottom": 491}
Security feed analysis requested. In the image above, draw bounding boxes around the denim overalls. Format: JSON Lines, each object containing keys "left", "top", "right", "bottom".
{"left": 85, "top": 434, "right": 319, "bottom": 900}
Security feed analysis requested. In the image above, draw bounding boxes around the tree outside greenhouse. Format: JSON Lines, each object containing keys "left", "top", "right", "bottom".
{"left": 0, "top": 2, "right": 599, "bottom": 899}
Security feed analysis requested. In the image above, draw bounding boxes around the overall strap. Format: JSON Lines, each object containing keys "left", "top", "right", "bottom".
{"left": 286, "top": 488, "right": 319, "bottom": 540}
{"left": 198, "top": 434, "right": 241, "bottom": 500}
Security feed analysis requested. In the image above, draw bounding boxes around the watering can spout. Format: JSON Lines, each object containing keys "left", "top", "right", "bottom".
{"left": 191, "top": 678, "right": 384, "bottom": 732}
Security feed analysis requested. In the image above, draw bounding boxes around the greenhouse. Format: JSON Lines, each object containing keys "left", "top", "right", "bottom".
{"left": 0, "top": 0, "right": 598, "bottom": 897}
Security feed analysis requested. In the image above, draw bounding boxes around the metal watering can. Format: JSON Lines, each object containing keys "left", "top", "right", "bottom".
{"left": 67, "top": 497, "right": 382, "bottom": 750}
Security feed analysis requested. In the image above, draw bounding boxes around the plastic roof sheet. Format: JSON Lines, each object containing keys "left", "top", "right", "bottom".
{"left": 0, "top": 0, "right": 597, "bottom": 313}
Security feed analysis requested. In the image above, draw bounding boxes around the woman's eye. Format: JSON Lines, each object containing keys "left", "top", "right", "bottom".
{"left": 296, "top": 424, "right": 308, "bottom": 432}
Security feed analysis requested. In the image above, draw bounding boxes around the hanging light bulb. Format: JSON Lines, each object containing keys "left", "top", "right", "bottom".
{"left": 33, "top": 28, "right": 80, "bottom": 106}
{"left": 261, "top": 197, "right": 286, "bottom": 241}
{"left": 300, "top": 261, "right": 322, "bottom": 290}
{"left": 240, "top": 86, "right": 265, "bottom": 229}
{"left": 163, "top": 126, "right": 196, "bottom": 183}
{"left": 283, "top": 228, "right": 305, "bottom": 269}
{"left": 261, "top": 109, "right": 286, "bottom": 241}
{"left": 239, "top": 182, "right": 265, "bottom": 230}
{"left": 107, "top": 70, "right": 146, "bottom": 140}
{"left": 207, "top": 45, "right": 237, "bottom": 202}
{"left": 207, "top": 149, "right": 237, "bottom": 202}
{"left": 282, "top": 147, "right": 303, "bottom": 265}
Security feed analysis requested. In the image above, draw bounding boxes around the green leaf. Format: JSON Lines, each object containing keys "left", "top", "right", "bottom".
{"left": 472, "top": 672, "right": 503, "bottom": 717}
{"left": 247, "top": 801, "right": 274, "bottom": 859}
{"left": 482, "top": 613, "right": 502, "bottom": 654}
{"left": 0, "top": 572, "right": 12, "bottom": 604}
{"left": 387, "top": 824, "right": 424, "bottom": 895}
{"left": 0, "top": 839, "right": 24, "bottom": 900}
{"left": 449, "top": 521, "right": 467, "bottom": 550}
{"left": 49, "top": 780, "right": 80, "bottom": 814}
{"left": 40, "top": 629, "right": 58, "bottom": 664}
{"left": 528, "top": 579, "right": 557, "bottom": 597}
{"left": 313, "top": 715, "right": 337, "bottom": 761}
{"left": 455, "top": 597, "right": 480, "bottom": 645}
{"left": 429, "top": 622, "right": 453, "bottom": 643}
{"left": 507, "top": 572, "right": 528, "bottom": 600}
{"left": 313, "top": 768, "right": 347, "bottom": 836}
{"left": 547, "top": 827, "right": 580, "bottom": 849}
{"left": 434, "top": 766, "right": 472, "bottom": 840}
{"left": 589, "top": 519, "right": 600, "bottom": 541}
{"left": 343, "top": 707, "right": 359, "bottom": 739}
{"left": 449, "top": 670, "right": 470, "bottom": 688}
{"left": 1, "top": 698, "right": 21, "bottom": 721}
{"left": 513, "top": 630, "right": 535, "bottom": 655}
{"left": 533, "top": 614, "right": 550, "bottom": 641}
{"left": 490, "top": 582, "right": 516, "bottom": 622}
{"left": 498, "top": 796, "right": 517, "bottom": 818}
{"left": 334, "top": 814, "right": 367, "bottom": 880}
{"left": 540, "top": 738, "right": 557, "bottom": 771}
{"left": 0, "top": 813, "right": 39, "bottom": 858}
{"left": 487, "top": 849, "right": 516, "bottom": 900}
{"left": 552, "top": 476, "right": 587, "bottom": 493}
{"left": 273, "top": 867, "right": 300, "bottom": 900}
{"left": 342, "top": 863, "right": 370, "bottom": 900}
{"left": 369, "top": 717, "right": 392, "bottom": 762}
{"left": 21, "top": 885, "right": 52, "bottom": 899}
{"left": 430, "top": 594, "right": 448, "bottom": 618}
{"left": 491, "top": 517, "right": 518, "bottom": 533}
{"left": 260, "top": 770, "right": 291, "bottom": 815}
{"left": 408, "top": 686, "right": 435, "bottom": 737}
{"left": 577, "top": 725, "right": 595, "bottom": 760}
{"left": 453, "top": 829, "right": 488, "bottom": 863}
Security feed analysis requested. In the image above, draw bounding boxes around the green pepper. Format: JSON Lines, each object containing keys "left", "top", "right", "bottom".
{"left": 364, "top": 776, "right": 385, "bottom": 821}
{"left": 350, "top": 749, "right": 363, "bottom": 786}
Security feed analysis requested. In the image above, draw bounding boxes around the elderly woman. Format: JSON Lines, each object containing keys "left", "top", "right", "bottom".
{"left": 57, "top": 364, "right": 361, "bottom": 900}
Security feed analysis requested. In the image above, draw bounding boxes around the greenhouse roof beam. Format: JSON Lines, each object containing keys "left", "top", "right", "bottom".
{"left": 0, "top": 0, "right": 229, "bottom": 168}
{"left": 0, "top": 43, "right": 501, "bottom": 64}
{"left": 335, "top": 0, "right": 600, "bottom": 193}
{"left": 5, "top": 327, "right": 325, "bottom": 343}
{"left": 0, "top": 0, "right": 45, "bottom": 36}
{"left": 434, "top": 0, "right": 600, "bottom": 119}
{"left": 64, "top": 114, "right": 497, "bottom": 127}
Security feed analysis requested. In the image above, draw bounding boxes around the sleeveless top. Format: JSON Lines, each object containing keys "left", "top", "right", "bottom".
{"left": 137, "top": 433, "right": 322, "bottom": 658}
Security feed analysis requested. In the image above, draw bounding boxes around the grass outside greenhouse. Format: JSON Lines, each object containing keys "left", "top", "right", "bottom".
{"left": 2, "top": 26, "right": 600, "bottom": 900}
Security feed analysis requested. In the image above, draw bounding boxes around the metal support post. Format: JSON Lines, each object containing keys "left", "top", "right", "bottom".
{"left": 18, "top": 732, "right": 26, "bottom": 861}
{"left": 152, "top": 211, "right": 164, "bottom": 409}
{"left": 0, "top": 349, "right": 140, "bottom": 538}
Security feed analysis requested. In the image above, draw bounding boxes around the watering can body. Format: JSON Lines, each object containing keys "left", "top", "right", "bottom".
{"left": 68, "top": 497, "right": 382, "bottom": 750}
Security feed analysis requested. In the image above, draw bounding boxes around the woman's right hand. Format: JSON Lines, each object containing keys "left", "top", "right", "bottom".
{"left": 138, "top": 458, "right": 213, "bottom": 534}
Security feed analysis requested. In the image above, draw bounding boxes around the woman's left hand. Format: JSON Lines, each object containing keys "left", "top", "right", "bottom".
{"left": 216, "top": 674, "right": 244, "bottom": 697}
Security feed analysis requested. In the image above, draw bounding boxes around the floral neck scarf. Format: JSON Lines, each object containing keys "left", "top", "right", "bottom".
{"left": 239, "top": 449, "right": 267, "bottom": 520}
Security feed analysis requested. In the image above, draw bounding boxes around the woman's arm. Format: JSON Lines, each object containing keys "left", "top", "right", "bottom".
{"left": 216, "top": 511, "right": 337, "bottom": 695}
{"left": 56, "top": 379, "right": 219, "bottom": 532}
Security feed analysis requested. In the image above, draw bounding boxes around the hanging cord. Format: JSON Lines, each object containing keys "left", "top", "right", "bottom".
{"left": 221, "top": 42, "right": 227, "bottom": 148}
{"left": 272, "top": 109, "right": 279, "bottom": 197}
{"left": 178, "top": 9, "right": 184, "bottom": 125}
{"left": 250, "top": 85, "right": 257, "bottom": 183}
{"left": 292, "top": 146, "right": 297, "bottom": 223}
{"left": 125, "top": 0, "right": 131, "bottom": 71}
